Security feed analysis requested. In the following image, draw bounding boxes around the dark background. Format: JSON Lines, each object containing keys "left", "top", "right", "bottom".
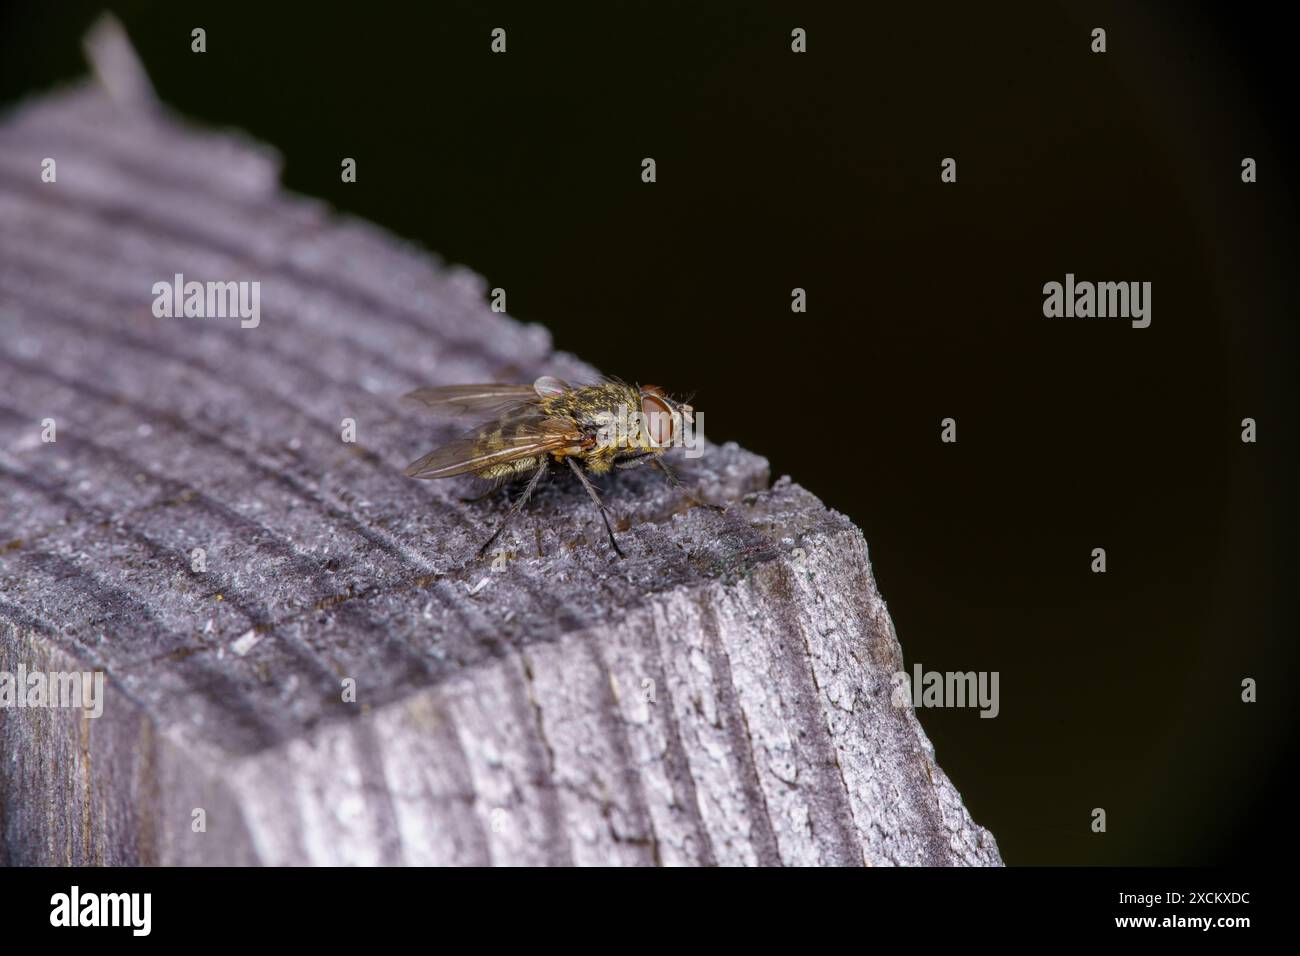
{"left": 1, "top": 0, "right": 1294, "bottom": 866}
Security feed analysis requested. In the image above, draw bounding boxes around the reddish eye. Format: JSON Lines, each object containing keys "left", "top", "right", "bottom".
{"left": 640, "top": 393, "right": 674, "bottom": 446}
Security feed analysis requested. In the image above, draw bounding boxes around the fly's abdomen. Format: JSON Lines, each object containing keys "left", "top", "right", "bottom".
{"left": 476, "top": 456, "right": 538, "bottom": 479}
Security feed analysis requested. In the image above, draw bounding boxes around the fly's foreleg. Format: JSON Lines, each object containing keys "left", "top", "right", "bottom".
{"left": 653, "top": 458, "right": 723, "bottom": 512}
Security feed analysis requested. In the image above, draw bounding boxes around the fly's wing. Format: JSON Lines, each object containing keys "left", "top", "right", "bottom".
{"left": 401, "top": 377, "right": 574, "bottom": 420}
{"left": 401, "top": 384, "right": 540, "bottom": 421}
{"left": 403, "top": 411, "right": 583, "bottom": 479}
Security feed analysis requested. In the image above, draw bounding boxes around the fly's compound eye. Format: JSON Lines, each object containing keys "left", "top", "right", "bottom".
{"left": 640, "top": 391, "right": 675, "bottom": 447}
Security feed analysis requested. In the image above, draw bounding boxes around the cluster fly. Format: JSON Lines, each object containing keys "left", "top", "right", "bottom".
{"left": 402, "top": 376, "right": 717, "bottom": 558}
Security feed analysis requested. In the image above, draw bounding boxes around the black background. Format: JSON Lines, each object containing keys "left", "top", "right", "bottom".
{"left": 1, "top": 0, "right": 1295, "bottom": 866}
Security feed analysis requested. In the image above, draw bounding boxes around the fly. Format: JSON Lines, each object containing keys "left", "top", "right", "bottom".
{"left": 401, "top": 376, "right": 717, "bottom": 558}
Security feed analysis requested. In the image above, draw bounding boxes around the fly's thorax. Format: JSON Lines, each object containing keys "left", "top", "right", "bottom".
{"left": 539, "top": 383, "right": 638, "bottom": 425}
{"left": 540, "top": 383, "right": 636, "bottom": 446}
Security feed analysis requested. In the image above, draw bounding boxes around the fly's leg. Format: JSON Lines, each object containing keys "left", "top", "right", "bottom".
{"left": 566, "top": 457, "right": 625, "bottom": 558}
{"left": 654, "top": 458, "right": 724, "bottom": 512}
{"left": 477, "top": 458, "right": 548, "bottom": 558}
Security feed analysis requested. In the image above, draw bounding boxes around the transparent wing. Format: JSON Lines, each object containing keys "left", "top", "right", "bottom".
{"left": 403, "top": 412, "right": 583, "bottom": 479}
{"left": 401, "top": 384, "right": 541, "bottom": 420}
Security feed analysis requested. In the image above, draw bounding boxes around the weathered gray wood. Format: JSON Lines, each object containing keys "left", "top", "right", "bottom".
{"left": 0, "top": 18, "right": 1000, "bottom": 866}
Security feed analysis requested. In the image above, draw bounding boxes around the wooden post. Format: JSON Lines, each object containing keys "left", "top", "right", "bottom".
{"left": 0, "top": 17, "right": 999, "bottom": 866}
